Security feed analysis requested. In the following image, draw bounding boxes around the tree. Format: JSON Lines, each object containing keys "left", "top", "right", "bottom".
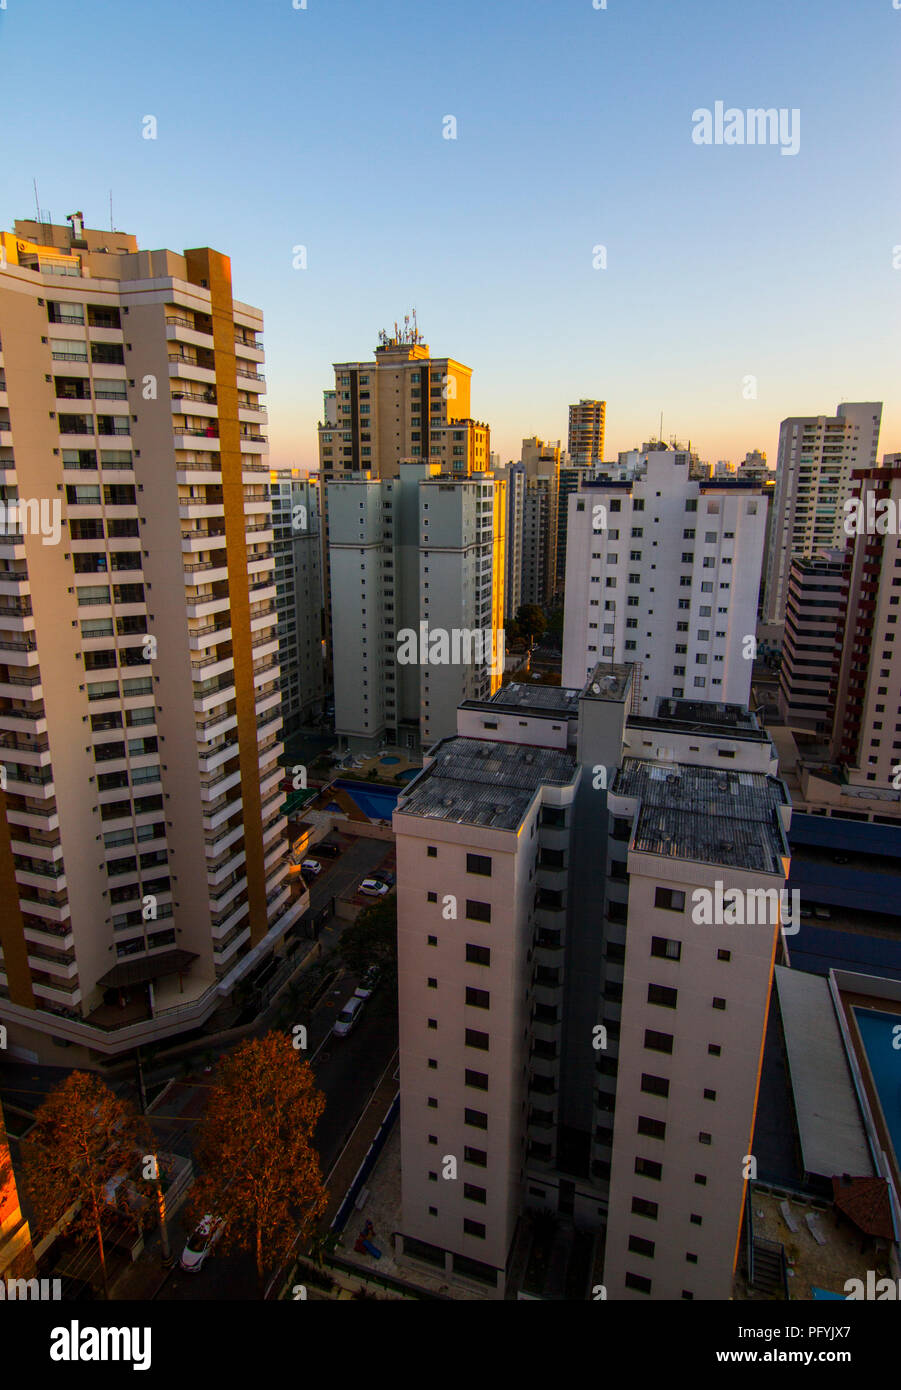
{"left": 22, "top": 1071, "right": 149, "bottom": 1299}
{"left": 188, "top": 1032, "right": 327, "bottom": 1298}
{"left": 515, "top": 604, "right": 547, "bottom": 652}
{"left": 339, "top": 894, "right": 397, "bottom": 986}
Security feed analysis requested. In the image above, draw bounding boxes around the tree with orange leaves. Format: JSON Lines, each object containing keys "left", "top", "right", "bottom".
{"left": 188, "top": 1031, "right": 327, "bottom": 1297}
{"left": 22, "top": 1070, "right": 150, "bottom": 1299}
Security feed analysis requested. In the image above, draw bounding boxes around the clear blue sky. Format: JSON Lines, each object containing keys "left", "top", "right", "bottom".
{"left": 2, "top": 0, "right": 899, "bottom": 468}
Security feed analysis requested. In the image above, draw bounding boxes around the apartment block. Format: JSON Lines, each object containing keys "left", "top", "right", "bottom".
{"left": 269, "top": 470, "right": 324, "bottom": 730}
{"left": 562, "top": 450, "right": 767, "bottom": 710}
{"left": 568, "top": 399, "right": 606, "bottom": 467}
{"left": 831, "top": 466, "right": 901, "bottom": 789}
{"left": 504, "top": 462, "right": 525, "bottom": 620}
{"left": 327, "top": 463, "right": 505, "bottom": 757}
{"left": 764, "top": 403, "right": 882, "bottom": 624}
{"left": 393, "top": 666, "right": 789, "bottom": 1298}
{"left": 0, "top": 218, "right": 301, "bottom": 1062}
{"left": 777, "top": 551, "right": 847, "bottom": 734}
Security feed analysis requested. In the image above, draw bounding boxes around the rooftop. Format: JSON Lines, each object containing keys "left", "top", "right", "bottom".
{"left": 580, "top": 662, "right": 634, "bottom": 704}
{"left": 654, "top": 697, "right": 761, "bottom": 730}
{"left": 395, "top": 737, "right": 578, "bottom": 831}
{"left": 614, "top": 759, "right": 788, "bottom": 872}
{"left": 485, "top": 682, "right": 582, "bottom": 714}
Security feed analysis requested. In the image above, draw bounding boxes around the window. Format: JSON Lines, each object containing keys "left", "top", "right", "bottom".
{"left": 465, "top": 1069, "right": 489, "bottom": 1090}
{"left": 427, "top": 1097, "right": 438, "bottom": 1108}
{"left": 690, "top": 1213, "right": 703, "bottom": 1226}
{"left": 427, "top": 978, "right": 437, "bottom": 989}
{"left": 466, "top": 900, "right": 491, "bottom": 923}
{"left": 631, "top": 1196, "right": 658, "bottom": 1220}
{"left": 466, "top": 944, "right": 490, "bottom": 966}
{"left": 466, "top": 853, "right": 492, "bottom": 876}
{"left": 648, "top": 983, "right": 678, "bottom": 1009}
{"left": 703, "top": 1088, "right": 716, "bottom": 1101}
{"left": 427, "top": 846, "right": 437, "bottom": 857}
{"left": 654, "top": 888, "right": 685, "bottom": 912}
{"left": 464, "top": 1147, "right": 487, "bottom": 1167}
{"left": 625, "top": 1272, "right": 652, "bottom": 1294}
{"left": 638, "top": 1116, "right": 666, "bottom": 1140}
{"left": 463, "top": 1184, "right": 487, "bottom": 1204}
{"left": 651, "top": 936, "right": 681, "bottom": 961}
{"left": 465, "top": 1108, "right": 488, "bottom": 1129}
{"left": 465, "top": 1029, "right": 489, "bottom": 1051}
{"left": 694, "top": 1174, "right": 707, "bottom": 1186}
{"left": 708, "top": 1044, "right": 721, "bottom": 1056}
{"left": 628, "top": 1235, "right": 655, "bottom": 1258}
{"left": 427, "top": 934, "right": 437, "bottom": 946}
{"left": 644, "top": 1029, "right": 673, "bottom": 1054}
{"left": 712, "top": 997, "right": 726, "bottom": 1011}
{"left": 699, "top": 1132, "right": 712, "bottom": 1145}
{"left": 717, "top": 948, "right": 731, "bottom": 962}
{"left": 466, "top": 987, "right": 490, "bottom": 1009}
{"left": 427, "top": 1019, "right": 437, "bottom": 1030}
{"left": 463, "top": 1219, "right": 486, "bottom": 1239}
{"left": 641, "top": 1074, "right": 670, "bottom": 1098}
{"left": 634, "top": 1157, "right": 662, "bottom": 1181}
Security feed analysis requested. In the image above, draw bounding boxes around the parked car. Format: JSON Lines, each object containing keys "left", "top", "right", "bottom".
{"left": 354, "top": 966, "right": 381, "bottom": 1000}
{"left": 332, "top": 994, "right": 365, "bottom": 1037}
{"left": 301, "top": 859, "right": 322, "bottom": 877}
{"left": 180, "top": 1214, "right": 225, "bottom": 1272}
{"left": 316, "top": 841, "right": 342, "bottom": 859}
{"left": 359, "top": 878, "right": 389, "bottom": 897}
{"left": 372, "top": 870, "right": 395, "bottom": 888}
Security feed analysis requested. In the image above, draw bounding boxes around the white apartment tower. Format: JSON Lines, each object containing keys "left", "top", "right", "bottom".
{"left": 393, "top": 667, "right": 790, "bottom": 1298}
{"left": 326, "top": 463, "right": 505, "bottom": 756}
{"left": 269, "top": 470, "right": 324, "bottom": 730}
{"left": 0, "top": 219, "right": 301, "bottom": 1063}
{"left": 763, "top": 403, "right": 882, "bottom": 624}
{"left": 562, "top": 451, "right": 767, "bottom": 710}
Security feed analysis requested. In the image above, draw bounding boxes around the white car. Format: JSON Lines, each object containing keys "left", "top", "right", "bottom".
{"left": 180, "top": 1214, "right": 225, "bottom": 1272}
{"left": 359, "top": 878, "right": 389, "bottom": 897}
{"left": 354, "top": 966, "right": 381, "bottom": 1000}
{"left": 332, "top": 994, "right": 364, "bottom": 1037}
{"left": 301, "top": 859, "right": 322, "bottom": 877}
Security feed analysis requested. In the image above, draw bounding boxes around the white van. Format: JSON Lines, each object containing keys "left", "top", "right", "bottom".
{"left": 332, "top": 995, "right": 364, "bottom": 1037}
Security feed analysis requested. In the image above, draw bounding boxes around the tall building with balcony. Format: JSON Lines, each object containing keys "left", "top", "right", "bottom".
{"left": 269, "top": 470, "right": 324, "bottom": 731}
{"left": 763, "top": 403, "right": 882, "bottom": 624}
{"left": 568, "top": 399, "right": 606, "bottom": 467}
{"left": 0, "top": 218, "right": 302, "bottom": 1064}
{"left": 327, "top": 462, "right": 505, "bottom": 757}
{"left": 392, "top": 667, "right": 789, "bottom": 1298}
{"left": 562, "top": 451, "right": 768, "bottom": 711}
{"left": 831, "top": 465, "right": 901, "bottom": 789}
{"left": 316, "top": 322, "right": 490, "bottom": 674}
{"left": 503, "top": 462, "right": 525, "bottom": 621}
{"left": 777, "top": 551, "right": 848, "bottom": 734}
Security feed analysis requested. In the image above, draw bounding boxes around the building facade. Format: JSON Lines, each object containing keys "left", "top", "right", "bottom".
{"left": 561, "top": 451, "right": 768, "bottom": 711}
{"left": 269, "top": 470, "right": 324, "bottom": 730}
{"left": 568, "top": 399, "right": 606, "bottom": 467}
{"left": 0, "top": 219, "right": 301, "bottom": 1062}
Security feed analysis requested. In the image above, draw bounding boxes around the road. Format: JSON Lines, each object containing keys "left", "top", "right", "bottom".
{"left": 153, "top": 968, "right": 398, "bottom": 1301}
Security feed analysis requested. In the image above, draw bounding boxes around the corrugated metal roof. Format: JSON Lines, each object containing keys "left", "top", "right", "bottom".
{"left": 394, "top": 737, "right": 578, "bottom": 830}
{"left": 790, "top": 812, "right": 901, "bottom": 858}
{"left": 774, "top": 966, "right": 873, "bottom": 1179}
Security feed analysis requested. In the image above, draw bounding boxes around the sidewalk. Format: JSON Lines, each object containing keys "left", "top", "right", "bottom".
{"left": 320, "top": 1050, "right": 399, "bottom": 1228}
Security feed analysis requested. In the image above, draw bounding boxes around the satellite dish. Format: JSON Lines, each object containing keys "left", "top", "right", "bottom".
{"left": 591, "top": 682, "right": 601, "bottom": 694}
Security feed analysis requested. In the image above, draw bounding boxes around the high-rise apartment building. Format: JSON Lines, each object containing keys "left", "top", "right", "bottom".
{"left": 763, "top": 403, "right": 882, "bottom": 624}
{"left": 568, "top": 399, "right": 606, "bottom": 466}
{"left": 269, "top": 470, "right": 324, "bottom": 731}
{"left": 504, "top": 462, "right": 525, "bottom": 620}
{"left": 777, "top": 551, "right": 847, "bottom": 734}
{"left": 327, "top": 463, "right": 505, "bottom": 756}
{"left": 393, "top": 666, "right": 789, "bottom": 1298}
{"left": 518, "top": 438, "right": 560, "bottom": 606}
{"left": 562, "top": 451, "right": 767, "bottom": 710}
{"left": 317, "top": 323, "right": 490, "bottom": 673}
{"left": 831, "top": 465, "right": 901, "bottom": 788}
{"left": 0, "top": 219, "right": 300, "bottom": 1063}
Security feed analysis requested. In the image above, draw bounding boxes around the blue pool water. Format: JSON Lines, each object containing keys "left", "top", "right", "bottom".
{"left": 854, "top": 1006, "right": 901, "bottom": 1163}
{"left": 380, "top": 756, "right": 400, "bottom": 765}
{"left": 334, "top": 779, "right": 401, "bottom": 821}
{"left": 396, "top": 767, "right": 422, "bottom": 784}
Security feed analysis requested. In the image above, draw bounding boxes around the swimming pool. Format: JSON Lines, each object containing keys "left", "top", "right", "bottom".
{"left": 333, "top": 779, "right": 401, "bottom": 821}
{"left": 380, "top": 756, "right": 400, "bottom": 765}
{"left": 396, "top": 767, "right": 423, "bottom": 784}
{"left": 853, "top": 1006, "right": 901, "bottom": 1165}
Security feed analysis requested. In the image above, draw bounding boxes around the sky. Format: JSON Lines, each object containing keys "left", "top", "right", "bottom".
{"left": 1, "top": 0, "right": 899, "bottom": 469}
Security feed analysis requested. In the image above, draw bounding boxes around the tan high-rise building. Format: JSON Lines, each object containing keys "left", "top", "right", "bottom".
{"left": 0, "top": 218, "right": 303, "bottom": 1063}
{"left": 568, "top": 399, "right": 606, "bottom": 466}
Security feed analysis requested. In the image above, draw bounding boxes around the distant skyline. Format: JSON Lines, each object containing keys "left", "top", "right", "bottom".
{"left": 2, "top": 0, "right": 898, "bottom": 469}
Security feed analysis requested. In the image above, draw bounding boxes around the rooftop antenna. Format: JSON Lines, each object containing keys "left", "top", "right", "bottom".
{"left": 33, "top": 178, "right": 40, "bottom": 225}
{"left": 659, "top": 410, "right": 663, "bottom": 441}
